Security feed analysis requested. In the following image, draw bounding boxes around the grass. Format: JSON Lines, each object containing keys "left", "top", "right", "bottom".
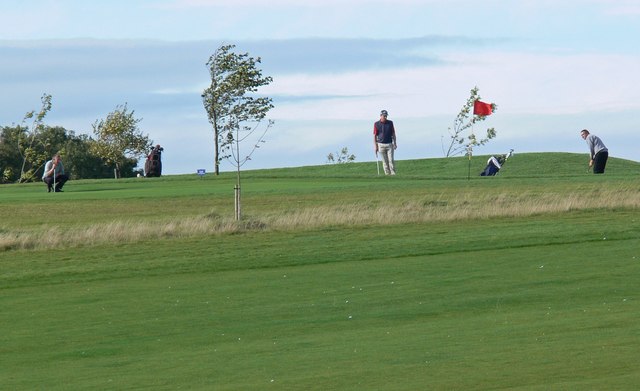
{"left": 1, "top": 152, "right": 640, "bottom": 390}
{"left": 2, "top": 153, "right": 639, "bottom": 251}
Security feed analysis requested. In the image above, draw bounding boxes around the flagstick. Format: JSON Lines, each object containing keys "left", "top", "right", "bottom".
{"left": 467, "top": 125, "right": 474, "bottom": 181}
{"left": 469, "top": 99, "right": 492, "bottom": 180}
{"left": 376, "top": 151, "right": 380, "bottom": 176}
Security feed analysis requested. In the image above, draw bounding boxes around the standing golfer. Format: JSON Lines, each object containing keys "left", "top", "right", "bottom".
{"left": 580, "top": 129, "right": 608, "bottom": 174}
{"left": 42, "top": 153, "right": 69, "bottom": 192}
{"left": 373, "top": 109, "right": 397, "bottom": 175}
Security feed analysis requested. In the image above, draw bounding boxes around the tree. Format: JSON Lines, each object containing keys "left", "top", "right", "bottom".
{"left": 443, "top": 86, "right": 497, "bottom": 157}
{"left": 2, "top": 123, "right": 138, "bottom": 183}
{"left": 91, "top": 104, "right": 152, "bottom": 179}
{"left": 64, "top": 132, "right": 138, "bottom": 179}
{"left": 327, "top": 147, "right": 356, "bottom": 164}
{"left": 1, "top": 125, "right": 24, "bottom": 183}
{"left": 202, "top": 44, "right": 274, "bottom": 220}
{"left": 16, "top": 93, "right": 52, "bottom": 182}
{"left": 202, "top": 44, "right": 274, "bottom": 176}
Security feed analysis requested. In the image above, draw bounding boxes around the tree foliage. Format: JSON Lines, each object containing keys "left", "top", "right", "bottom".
{"left": 91, "top": 104, "right": 152, "bottom": 178}
{"left": 202, "top": 44, "right": 274, "bottom": 175}
{"left": 65, "top": 132, "right": 139, "bottom": 179}
{"left": 1, "top": 125, "right": 139, "bottom": 183}
{"left": 0, "top": 126, "right": 23, "bottom": 183}
{"left": 2, "top": 96, "right": 150, "bottom": 183}
{"left": 16, "top": 93, "right": 53, "bottom": 182}
{"left": 443, "top": 86, "right": 497, "bottom": 157}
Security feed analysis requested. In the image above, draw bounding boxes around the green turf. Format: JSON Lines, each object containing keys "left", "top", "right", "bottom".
{"left": 1, "top": 153, "right": 639, "bottom": 390}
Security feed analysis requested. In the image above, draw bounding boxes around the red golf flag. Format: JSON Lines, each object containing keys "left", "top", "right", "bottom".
{"left": 473, "top": 100, "right": 493, "bottom": 116}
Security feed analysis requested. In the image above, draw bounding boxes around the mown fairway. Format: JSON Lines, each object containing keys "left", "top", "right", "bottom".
{"left": 1, "top": 153, "right": 639, "bottom": 390}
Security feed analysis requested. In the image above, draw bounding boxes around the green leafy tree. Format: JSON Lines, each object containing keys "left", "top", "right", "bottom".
{"left": 1, "top": 125, "right": 24, "bottom": 183}
{"left": 202, "top": 44, "right": 274, "bottom": 220}
{"left": 202, "top": 44, "right": 274, "bottom": 176}
{"left": 91, "top": 104, "right": 152, "bottom": 179}
{"left": 2, "top": 121, "right": 137, "bottom": 182}
{"left": 443, "top": 86, "right": 497, "bottom": 157}
{"left": 64, "top": 132, "right": 137, "bottom": 179}
{"left": 3, "top": 124, "right": 71, "bottom": 182}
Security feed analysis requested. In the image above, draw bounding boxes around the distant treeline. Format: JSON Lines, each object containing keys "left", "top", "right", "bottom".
{"left": 0, "top": 125, "right": 139, "bottom": 184}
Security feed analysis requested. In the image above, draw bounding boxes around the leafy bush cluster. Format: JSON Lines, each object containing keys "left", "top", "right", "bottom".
{"left": 0, "top": 125, "right": 139, "bottom": 183}
{"left": 1, "top": 95, "right": 149, "bottom": 183}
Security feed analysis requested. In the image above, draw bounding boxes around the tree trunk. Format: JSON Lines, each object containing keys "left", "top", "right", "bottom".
{"left": 214, "top": 129, "right": 220, "bottom": 176}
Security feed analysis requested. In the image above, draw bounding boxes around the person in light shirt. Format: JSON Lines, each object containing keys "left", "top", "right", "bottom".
{"left": 580, "top": 129, "right": 608, "bottom": 174}
{"left": 42, "top": 153, "right": 69, "bottom": 192}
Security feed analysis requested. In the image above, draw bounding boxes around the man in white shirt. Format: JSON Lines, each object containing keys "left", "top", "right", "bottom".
{"left": 42, "top": 153, "right": 69, "bottom": 192}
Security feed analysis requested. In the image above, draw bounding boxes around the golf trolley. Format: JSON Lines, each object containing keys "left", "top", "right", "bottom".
{"left": 145, "top": 144, "right": 163, "bottom": 177}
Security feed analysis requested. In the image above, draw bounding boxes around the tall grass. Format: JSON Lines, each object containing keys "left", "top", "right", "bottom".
{"left": 3, "top": 185, "right": 638, "bottom": 251}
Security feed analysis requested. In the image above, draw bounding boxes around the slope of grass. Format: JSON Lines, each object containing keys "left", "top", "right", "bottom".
{"left": 1, "top": 153, "right": 639, "bottom": 390}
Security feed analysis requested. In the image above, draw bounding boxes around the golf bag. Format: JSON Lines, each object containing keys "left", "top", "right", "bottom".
{"left": 145, "top": 145, "right": 163, "bottom": 177}
{"left": 480, "top": 149, "right": 513, "bottom": 176}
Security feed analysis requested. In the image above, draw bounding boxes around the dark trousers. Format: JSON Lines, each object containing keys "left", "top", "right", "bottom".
{"left": 593, "top": 151, "right": 608, "bottom": 174}
{"left": 43, "top": 174, "right": 69, "bottom": 191}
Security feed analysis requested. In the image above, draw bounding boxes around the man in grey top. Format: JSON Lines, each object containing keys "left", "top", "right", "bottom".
{"left": 580, "top": 129, "right": 608, "bottom": 174}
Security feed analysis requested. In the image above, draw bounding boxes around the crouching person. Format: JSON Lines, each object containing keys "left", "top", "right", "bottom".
{"left": 42, "top": 153, "right": 69, "bottom": 192}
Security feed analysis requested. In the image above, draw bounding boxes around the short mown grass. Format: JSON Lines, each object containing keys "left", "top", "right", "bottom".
{"left": 1, "top": 153, "right": 639, "bottom": 390}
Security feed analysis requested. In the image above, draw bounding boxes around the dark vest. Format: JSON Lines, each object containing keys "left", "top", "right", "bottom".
{"left": 375, "top": 120, "right": 395, "bottom": 143}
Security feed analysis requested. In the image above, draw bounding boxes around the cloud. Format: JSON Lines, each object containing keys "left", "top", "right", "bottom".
{"left": 2, "top": 36, "right": 639, "bottom": 174}
{"left": 264, "top": 49, "right": 640, "bottom": 122}
{"left": 604, "top": 5, "right": 640, "bottom": 16}
{"left": 239, "top": 36, "right": 502, "bottom": 75}
{"left": 580, "top": 0, "right": 640, "bottom": 15}
{"left": 165, "top": 0, "right": 440, "bottom": 7}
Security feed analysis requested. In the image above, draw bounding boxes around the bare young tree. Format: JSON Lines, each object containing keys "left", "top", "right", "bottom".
{"left": 443, "top": 86, "right": 497, "bottom": 157}
{"left": 17, "top": 93, "right": 52, "bottom": 182}
{"left": 327, "top": 147, "right": 356, "bottom": 164}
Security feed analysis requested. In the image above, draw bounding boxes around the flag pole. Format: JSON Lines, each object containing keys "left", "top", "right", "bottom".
{"left": 467, "top": 144, "right": 472, "bottom": 180}
{"left": 467, "top": 123, "right": 474, "bottom": 180}
{"left": 469, "top": 99, "right": 493, "bottom": 180}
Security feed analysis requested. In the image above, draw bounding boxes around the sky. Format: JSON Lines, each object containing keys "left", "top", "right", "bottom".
{"left": 1, "top": 0, "right": 639, "bottom": 175}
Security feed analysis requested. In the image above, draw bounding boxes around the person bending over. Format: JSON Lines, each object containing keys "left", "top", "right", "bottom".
{"left": 580, "top": 129, "right": 608, "bottom": 174}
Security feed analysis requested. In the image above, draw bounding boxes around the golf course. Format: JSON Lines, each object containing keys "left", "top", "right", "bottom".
{"left": 2, "top": 152, "right": 639, "bottom": 390}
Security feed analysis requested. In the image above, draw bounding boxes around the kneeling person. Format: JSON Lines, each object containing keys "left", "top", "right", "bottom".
{"left": 42, "top": 153, "right": 69, "bottom": 192}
